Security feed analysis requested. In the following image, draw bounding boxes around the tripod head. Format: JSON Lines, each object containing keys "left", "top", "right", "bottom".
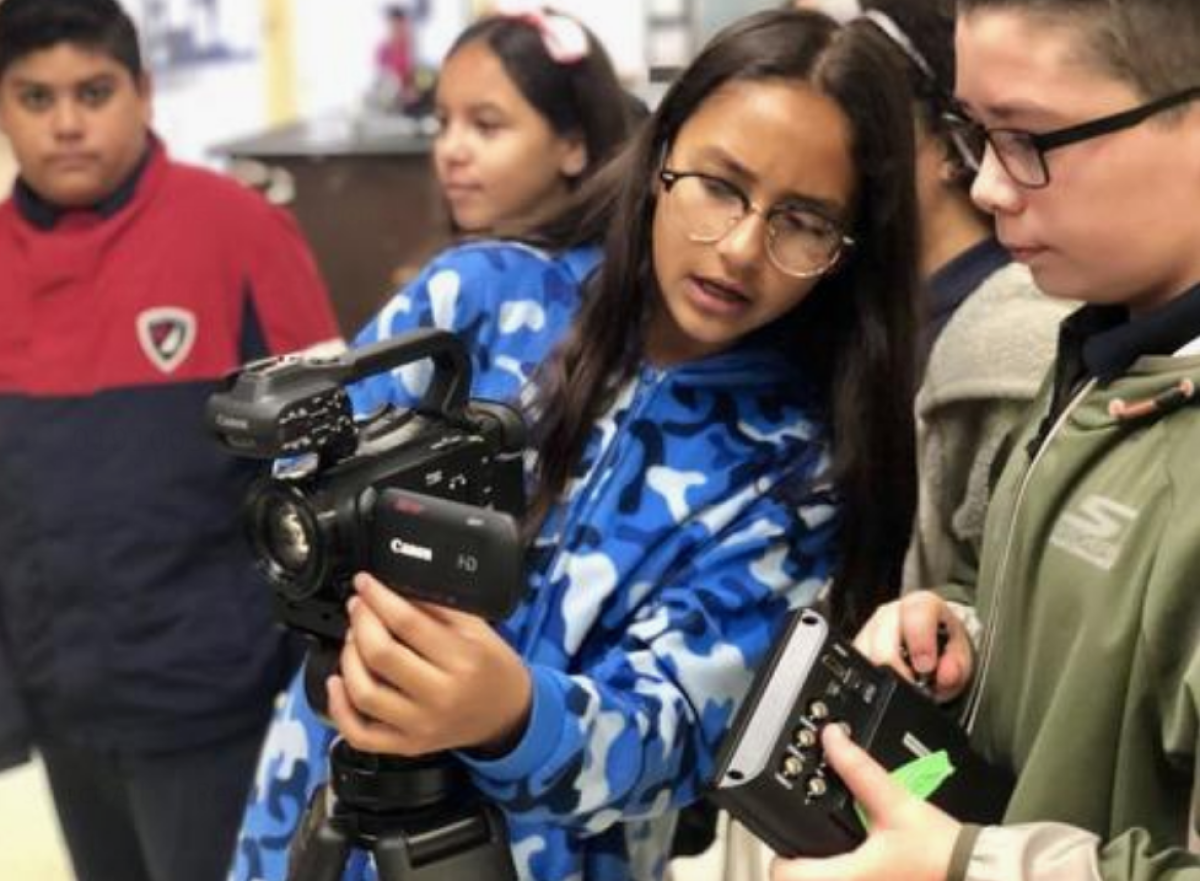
{"left": 287, "top": 644, "right": 518, "bottom": 881}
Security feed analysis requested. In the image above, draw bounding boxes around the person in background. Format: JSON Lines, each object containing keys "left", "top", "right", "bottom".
{"left": 235, "top": 8, "right": 923, "bottom": 881}
{"left": 774, "top": 0, "right": 1200, "bottom": 878}
{"left": 791, "top": 0, "right": 1073, "bottom": 591}
{"left": 843, "top": 0, "right": 1076, "bottom": 591}
{"left": 0, "top": 1, "right": 340, "bottom": 880}
{"left": 371, "top": 5, "right": 418, "bottom": 112}
{"left": 385, "top": 7, "right": 634, "bottom": 286}
{"left": 433, "top": 7, "right": 633, "bottom": 236}
{"left": 350, "top": 6, "right": 636, "bottom": 427}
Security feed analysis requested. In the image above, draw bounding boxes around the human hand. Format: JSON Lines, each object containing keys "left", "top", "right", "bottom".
{"left": 326, "top": 572, "right": 532, "bottom": 757}
{"left": 770, "top": 724, "right": 960, "bottom": 881}
{"left": 852, "top": 591, "right": 972, "bottom": 703}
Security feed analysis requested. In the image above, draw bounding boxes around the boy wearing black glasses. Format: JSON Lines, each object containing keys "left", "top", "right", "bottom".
{"left": 772, "top": 1, "right": 1200, "bottom": 880}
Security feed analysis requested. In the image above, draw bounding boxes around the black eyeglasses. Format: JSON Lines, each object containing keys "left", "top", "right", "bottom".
{"left": 943, "top": 85, "right": 1200, "bottom": 188}
{"left": 658, "top": 169, "right": 853, "bottom": 278}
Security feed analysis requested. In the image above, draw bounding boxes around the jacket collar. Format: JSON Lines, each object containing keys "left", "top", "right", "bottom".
{"left": 1062, "top": 281, "right": 1200, "bottom": 383}
{"left": 1033, "top": 282, "right": 1200, "bottom": 450}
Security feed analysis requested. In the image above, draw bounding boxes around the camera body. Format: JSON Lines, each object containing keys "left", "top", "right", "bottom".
{"left": 710, "top": 609, "right": 1012, "bottom": 857}
{"left": 206, "top": 329, "right": 527, "bottom": 644}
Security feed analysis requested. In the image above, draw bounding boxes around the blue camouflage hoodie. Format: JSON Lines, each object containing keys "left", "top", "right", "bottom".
{"left": 231, "top": 240, "right": 838, "bottom": 881}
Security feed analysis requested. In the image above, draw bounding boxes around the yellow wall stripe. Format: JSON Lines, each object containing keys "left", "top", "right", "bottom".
{"left": 262, "top": 0, "right": 298, "bottom": 125}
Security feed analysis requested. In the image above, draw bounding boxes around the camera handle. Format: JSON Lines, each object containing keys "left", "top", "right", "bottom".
{"left": 206, "top": 328, "right": 476, "bottom": 462}
{"left": 347, "top": 329, "right": 472, "bottom": 418}
{"left": 286, "top": 645, "right": 518, "bottom": 881}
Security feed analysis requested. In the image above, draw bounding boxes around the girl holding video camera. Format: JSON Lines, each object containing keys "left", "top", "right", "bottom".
{"left": 235, "top": 9, "right": 921, "bottom": 881}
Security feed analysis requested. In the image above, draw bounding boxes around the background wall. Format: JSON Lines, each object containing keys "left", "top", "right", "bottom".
{"left": 0, "top": 0, "right": 777, "bottom": 175}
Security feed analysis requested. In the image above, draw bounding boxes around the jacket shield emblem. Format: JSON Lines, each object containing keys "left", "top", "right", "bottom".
{"left": 137, "top": 307, "right": 197, "bottom": 374}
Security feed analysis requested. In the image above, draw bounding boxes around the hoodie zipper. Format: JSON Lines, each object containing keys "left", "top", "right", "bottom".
{"left": 963, "top": 378, "right": 1098, "bottom": 734}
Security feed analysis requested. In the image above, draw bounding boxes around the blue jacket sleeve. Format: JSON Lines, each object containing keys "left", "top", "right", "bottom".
{"left": 458, "top": 486, "right": 837, "bottom": 831}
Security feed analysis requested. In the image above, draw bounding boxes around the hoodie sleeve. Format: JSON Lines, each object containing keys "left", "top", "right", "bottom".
{"left": 458, "top": 477, "right": 838, "bottom": 831}
{"left": 348, "top": 243, "right": 586, "bottom": 415}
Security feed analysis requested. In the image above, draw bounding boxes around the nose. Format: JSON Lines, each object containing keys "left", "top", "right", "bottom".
{"left": 714, "top": 210, "right": 768, "bottom": 273}
{"left": 50, "top": 97, "right": 84, "bottom": 140}
{"left": 969, "top": 144, "right": 1024, "bottom": 217}
{"left": 435, "top": 120, "right": 470, "bottom": 166}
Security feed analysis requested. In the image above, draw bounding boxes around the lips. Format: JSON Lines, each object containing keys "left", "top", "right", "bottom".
{"left": 442, "top": 182, "right": 482, "bottom": 201}
{"left": 1009, "top": 247, "right": 1045, "bottom": 263}
{"left": 46, "top": 153, "right": 98, "bottom": 170}
{"left": 688, "top": 275, "right": 751, "bottom": 314}
{"left": 1000, "top": 238, "right": 1047, "bottom": 263}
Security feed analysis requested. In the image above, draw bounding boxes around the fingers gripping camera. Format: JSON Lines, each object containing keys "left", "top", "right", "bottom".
{"left": 205, "top": 329, "right": 527, "bottom": 644}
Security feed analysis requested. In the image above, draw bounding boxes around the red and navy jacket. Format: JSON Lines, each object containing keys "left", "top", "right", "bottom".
{"left": 0, "top": 138, "right": 340, "bottom": 758}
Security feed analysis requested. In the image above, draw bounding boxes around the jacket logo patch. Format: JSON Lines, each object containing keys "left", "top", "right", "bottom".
{"left": 137, "top": 308, "right": 197, "bottom": 374}
{"left": 1049, "top": 494, "right": 1138, "bottom": 571}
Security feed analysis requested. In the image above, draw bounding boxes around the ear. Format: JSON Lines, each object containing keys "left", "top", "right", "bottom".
{"left": 136, "top": 72, "right": 155, "bottom": 128}
{"left": 0, "top": 75, "right": 11, "bottom": 137}
{"left": 559, "top": 132, "right": 588, "bottom": 179}
{"left": 938, "top": 154, "right": 963, "bottom": 184}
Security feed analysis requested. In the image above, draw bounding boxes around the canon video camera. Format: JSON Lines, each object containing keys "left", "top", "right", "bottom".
{"left": 205, "top": 329, "right": 527, "bottom": 647}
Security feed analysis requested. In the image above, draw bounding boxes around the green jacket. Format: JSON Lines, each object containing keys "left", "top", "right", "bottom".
{"left": 944, "top": 345, "right": 1200, "bottom": 881}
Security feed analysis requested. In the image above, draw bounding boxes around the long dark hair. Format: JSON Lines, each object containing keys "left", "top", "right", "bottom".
{"left": 528, "top": 9, "right": 920, "bottom": 629}
{"left": 446, "top": 9, "right": 635, "bottom": 182}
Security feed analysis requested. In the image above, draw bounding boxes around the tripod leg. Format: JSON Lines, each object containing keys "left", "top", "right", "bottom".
{"left": 371, "top": 800, "right": 518, "bottom": 881}
{"left": 286, "top": 783, "right": 354, "bottom": 881}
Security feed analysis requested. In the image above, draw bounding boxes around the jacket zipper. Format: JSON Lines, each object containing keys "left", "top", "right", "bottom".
{"left": 963, "top": 378, "right": 1098, "bottom": 734}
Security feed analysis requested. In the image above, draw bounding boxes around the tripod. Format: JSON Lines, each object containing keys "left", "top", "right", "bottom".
{"left": 287, "top": 656, "right": 518, "bottom": 881}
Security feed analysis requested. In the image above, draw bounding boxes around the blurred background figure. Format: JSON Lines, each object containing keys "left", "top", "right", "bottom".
{"left": 369, "top": 4, "right": 428, "bottom": 114}
{"left": 383, "top": 6, "right": 636, "bottom": 287}
{"left": 433, "top": 8, "right": 632, "bottom": 235}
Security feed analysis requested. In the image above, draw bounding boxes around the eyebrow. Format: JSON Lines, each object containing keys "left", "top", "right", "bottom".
{"left": 459, "top": 99, "right": 510, "bottom": 119}
{"left": 10, "top": 72, "right": 118, "bottom": 90}
{"left": 954, "top": 95, "right": 1072, "bottom": 127}
{"left": 686, "top": 145, "right": 848, "bottom": 217}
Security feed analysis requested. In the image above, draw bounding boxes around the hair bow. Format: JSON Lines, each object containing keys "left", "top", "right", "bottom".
{"left": 494, "top": 3, "right": 589, "bottom": 64}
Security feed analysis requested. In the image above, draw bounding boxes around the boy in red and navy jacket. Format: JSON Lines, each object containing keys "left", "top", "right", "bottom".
{"left": 0, "top": 1, "right": 340, "bottom": 879}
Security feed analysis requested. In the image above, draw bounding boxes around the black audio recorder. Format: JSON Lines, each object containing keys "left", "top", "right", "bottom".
{"left": 710, "top": 608, "right": 1012, "bottom": 857}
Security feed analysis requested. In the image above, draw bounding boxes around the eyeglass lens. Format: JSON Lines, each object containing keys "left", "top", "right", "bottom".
{"left": 666, "top": 173, "right": 844, "bottom": 276}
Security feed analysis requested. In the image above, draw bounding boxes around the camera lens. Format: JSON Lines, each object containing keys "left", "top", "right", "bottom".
{"left": 246, "top": 482, "right": 325, "bottom": 600}
{"left": 264, "top": 497, "right": 312, "bottom": 574}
